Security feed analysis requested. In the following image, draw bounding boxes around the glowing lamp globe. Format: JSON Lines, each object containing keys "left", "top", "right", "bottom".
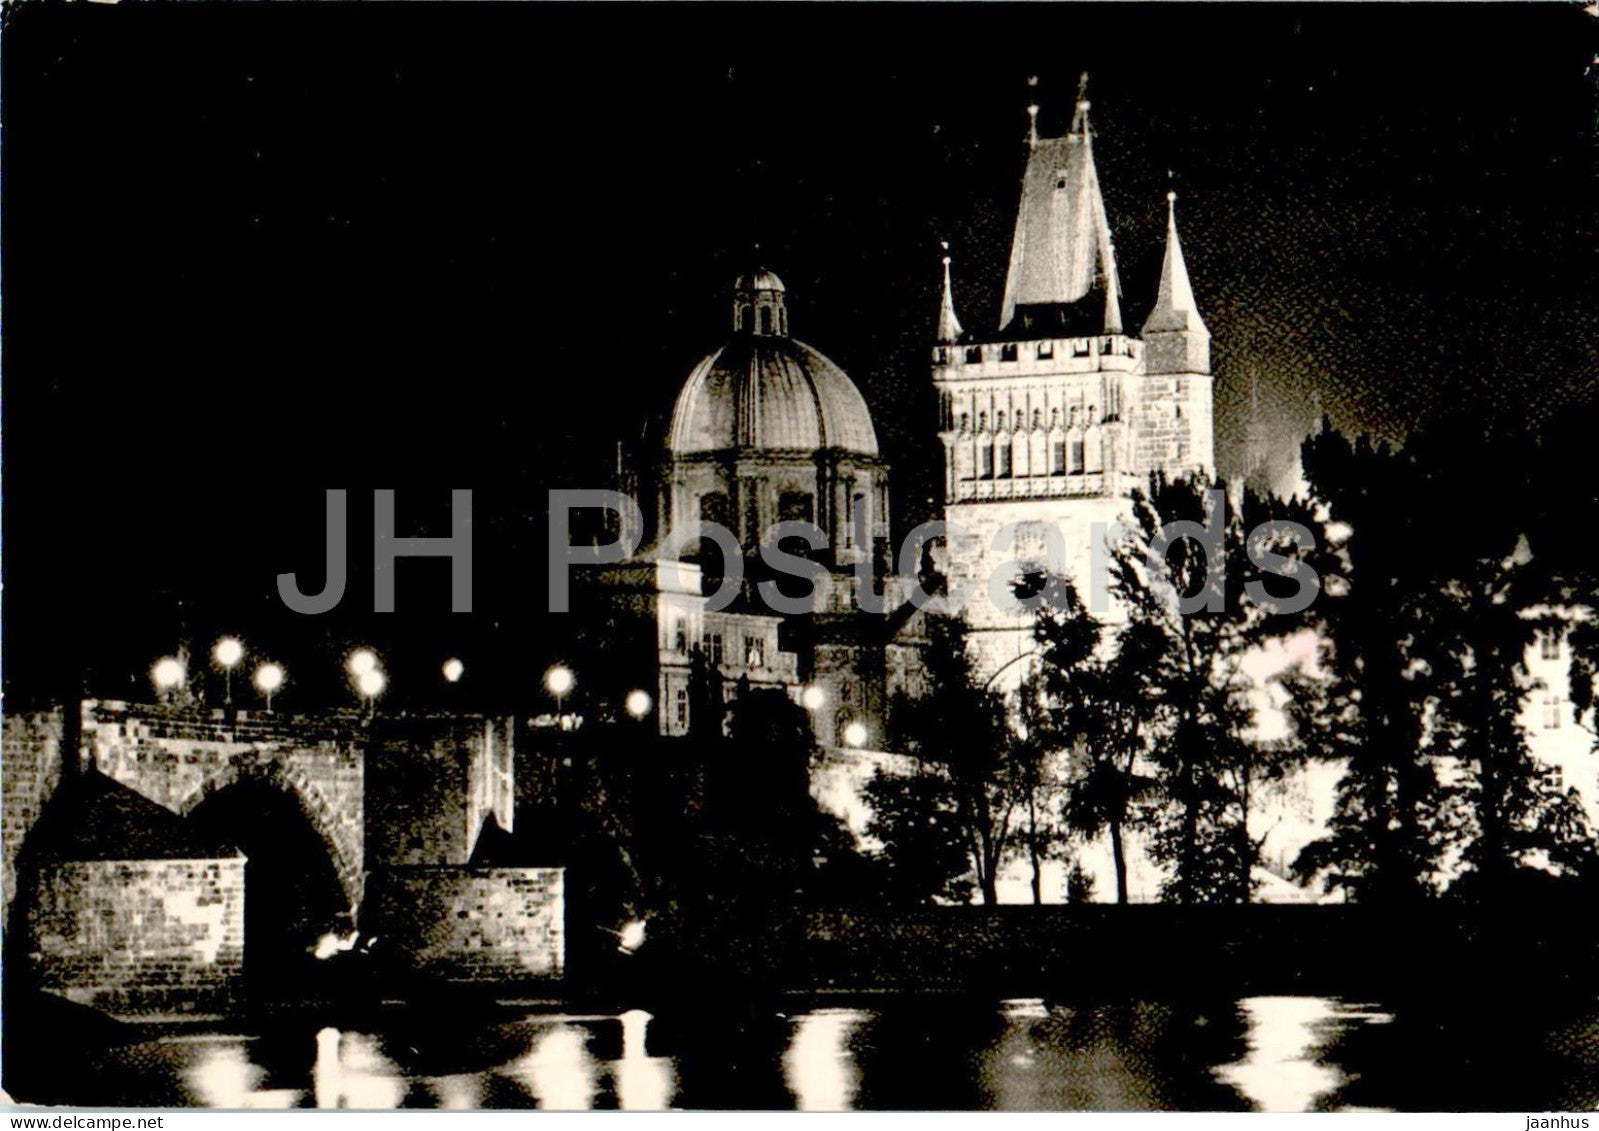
{"left": 801, "top": 685, "right": 827, "bottom": 711}
{"left": 442, "top": 658, "right": 465, "bottom": 684}
{"left": 358, "top": 668, "right": 386, "bottom": 698}
{"left": 152, "top": 657, "right": 186, "bottom": 691}
{"left": 213, "top": 637, "right": 244, "bottom": 669}
{"left": 254, "top": 663, "right": 285, "bottom": 694}
{"left": 347, "top": 648, "right": 378, "bottom": 678}
{"left": 545, "top": 665, "right": 575, "bottom": 697}
{"left": 843, "top": 720, "right": 869, "bottom": 749}
{"left": 625, "top": 689, "right": 653, "bottom": 719}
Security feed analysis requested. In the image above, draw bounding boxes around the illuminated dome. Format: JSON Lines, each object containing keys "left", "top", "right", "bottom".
{"left": 667, "top": 271, "right": 879, "bottom": 458}
{"left": 657, "top": 270, "right": 890, "bottom": 563}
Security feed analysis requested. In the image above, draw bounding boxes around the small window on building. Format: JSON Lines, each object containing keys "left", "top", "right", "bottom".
{"left": 1001, "top": 343, "right": 1018, "bottom": 362}
{"left": 740, "top": 306, "right": 753, "bottom": 334}
{"left": 1541, "top": 631, "right": 1563, "bottom": 661}
{"left": 1070, "top": 439, "right": 1085, "bottom": 474}
{"left": 1038, "top": 342, "right": 1054, "bottom": 360}
{"left": 676, "top": 689, "right": 688, "bottom": 729}
{"left": 996, "top": 442, "right": 1012, "bottom": 478}
{"left": 1052, "top": 440, "right": 1066, "bottom": 476}
{"left": 746, "top": 637, "right": 765, "bottom": 669}
{"left": 980, "top": 441, "right": 994, "bottom": 479}
{"left": 674, "top": 619, "right": 688, "bottom": 655}
{"left": 708, "top": 633, "right": 724, "bottom": 667}
{"left": 760, "top": 307, "right": 772, "bottom": 334}
{"left": 1055, "top": 177, "right": 1068, "bottom": 190}
{"left": 959, "top": 413, "right": 970, "bottom": 433}
{"left": 966, "top": 346, "right": 983, "bottom": 364}
{"left": 1545, "top": 694, "right": 1563, "bottom": 730}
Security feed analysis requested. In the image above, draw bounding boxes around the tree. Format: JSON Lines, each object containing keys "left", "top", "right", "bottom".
{"left": 859, "top": 762, "right": 974, "bottom": 906}
{"left": 1105, "top": 474, "right": 1317, "bottom": 902}
{"left": 1023, "top": 574, "right": 1158, "bottom": 904}
{"left": 890, "top": 616, "right": 1023, "bottom": 904}
{"left": 1288, "top": 426, "right": 1454, "bottom": 904}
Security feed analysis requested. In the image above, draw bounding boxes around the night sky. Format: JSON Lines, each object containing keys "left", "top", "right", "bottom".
{"left": 5, "top": 3, "right": 1597, "bottom": 710}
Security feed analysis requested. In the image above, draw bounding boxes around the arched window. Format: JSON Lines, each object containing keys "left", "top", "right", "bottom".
{"left": 740, "top": 306, "right": 754, "bottom": 333}
{"left": 778, "top": 490, "right": 814, "bottom": 525}
{"left": 996, "top": 436, "right": 1012, "bottom": 478}
{"left": 760, "top": 307, "right": 772, "bottom": 335}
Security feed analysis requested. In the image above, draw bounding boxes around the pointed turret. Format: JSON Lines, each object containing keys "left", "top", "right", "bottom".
{"left": 1143, "top": 191, "right": 1208, "bottom": 335}
{"left": 936, "top": 242, "right": 964, "bottom": 344}
{"left": 999, "top": 75, "right": 1123, "bottom": 337}
{"left": 1142, "top": 191, "right": 1210, "bottom": 376}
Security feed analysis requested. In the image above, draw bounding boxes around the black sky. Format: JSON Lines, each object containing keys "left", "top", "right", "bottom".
{"left": 5, "top": 3, "right": 1597, "bottom": 709}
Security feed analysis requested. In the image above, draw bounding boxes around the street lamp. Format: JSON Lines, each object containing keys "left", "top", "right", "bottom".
{"left": 213, "top": 637, "right": 244, "bottom": 706}
{"left": 442, "top": 658, "right": 465, "bottom": 684}
{"left": 358, "top": 667, "right": 386, "bottom": 704}
{"left": 545, "top": 664, "right": 575, "bottom": 721}
{"left": 346, "top": 648, "right": 378, "bottom": 679}
{"left": 801, "top": 685, "right": 827, "bottom": 711}
{"left": 842, "top": 720, "right": 869, "bottom": 749}
{"left": 152, "top": 656, "right": 186, "bottom": 696}
{"left": 625, "top": 689, "right": 652, "bottom": 720}
{"left": 254, "top": 662, "right": 285, "bottom": 711}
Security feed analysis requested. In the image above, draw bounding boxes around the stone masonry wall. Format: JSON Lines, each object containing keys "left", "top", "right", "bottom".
{"left": 369, "top": 867, "right": 564, "bottom": 982}
{"left": 3, "top": 708, "right": 66, "bottom": 924}
{"left": 83, "top": 701, "right": 365, "bottom": 906}
{"left": 26, "top": 857, "right": 245, "bottom": 1015}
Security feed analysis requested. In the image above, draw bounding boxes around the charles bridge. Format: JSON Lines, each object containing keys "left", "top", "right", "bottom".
{"left": 2, "top": 698, "right": 564, "bottom": 1017}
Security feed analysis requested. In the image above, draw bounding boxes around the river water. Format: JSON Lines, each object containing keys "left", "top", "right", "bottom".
{"left": 14, "top": 995, "right": 1599, "bottom": 1111}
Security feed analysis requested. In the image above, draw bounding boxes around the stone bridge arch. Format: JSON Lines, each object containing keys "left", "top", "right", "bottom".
{"left": 176, "top": 754, "right": 364, "bottom": 910}
{"left": 80, "top": 701, "right": 366, "bottom": 910}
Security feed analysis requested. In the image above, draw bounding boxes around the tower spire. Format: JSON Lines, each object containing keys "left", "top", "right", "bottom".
{"left": 999, "top": 72, "right": 1123, "bottom": 335}
{"left": 1142, "top": 191, "right": 1207, "bottom": 335}
{"left": 936, "top": 242, "right": 964, "bottom": 344}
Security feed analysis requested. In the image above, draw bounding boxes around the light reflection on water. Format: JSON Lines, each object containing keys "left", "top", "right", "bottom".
{"left": 36, "top": 994, "right": 1592, "bottom": 1111}
{"left": 1211, "top": 996, "right": 1393, "bottom": 1113}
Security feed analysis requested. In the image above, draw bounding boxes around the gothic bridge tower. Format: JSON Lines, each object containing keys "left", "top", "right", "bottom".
{"left": 932, "top": 83, "right": 1215, "bottom": 678}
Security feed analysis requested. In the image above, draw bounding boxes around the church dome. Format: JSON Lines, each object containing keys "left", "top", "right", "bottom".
{"left": 733, "top": 268, "right": 786, "bottom": 294}
{"left": 667, "top": 273, "right": 880, "bottom": 458}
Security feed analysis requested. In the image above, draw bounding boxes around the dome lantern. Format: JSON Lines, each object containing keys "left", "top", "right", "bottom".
{"left": 732, "top": 268, "right": 789, "bottom": 338}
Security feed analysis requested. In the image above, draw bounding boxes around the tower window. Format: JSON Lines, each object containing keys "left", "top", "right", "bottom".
{"left": 1541, "top": 631, "right": 1563, "bottom": 661}
{"left": 746, "top": 637, "right": 765, "bottom": 669}
{"left": 1038, "top": 342, "right": 1054, "bottom": 360}
{"left": 966, "top": 346, "right": 983, "bottom": 364}
{"left": 760, "top": 307, "right": 772, "bottom": 335}
{"left": 1001, "top": 343, "right": 1018, "bottom": 362}
{"left": 740, "top": 306, "right": 754, "bottom": 334}
{"left": 1544, "top": 694, "right": 1563, "bottom": 730}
